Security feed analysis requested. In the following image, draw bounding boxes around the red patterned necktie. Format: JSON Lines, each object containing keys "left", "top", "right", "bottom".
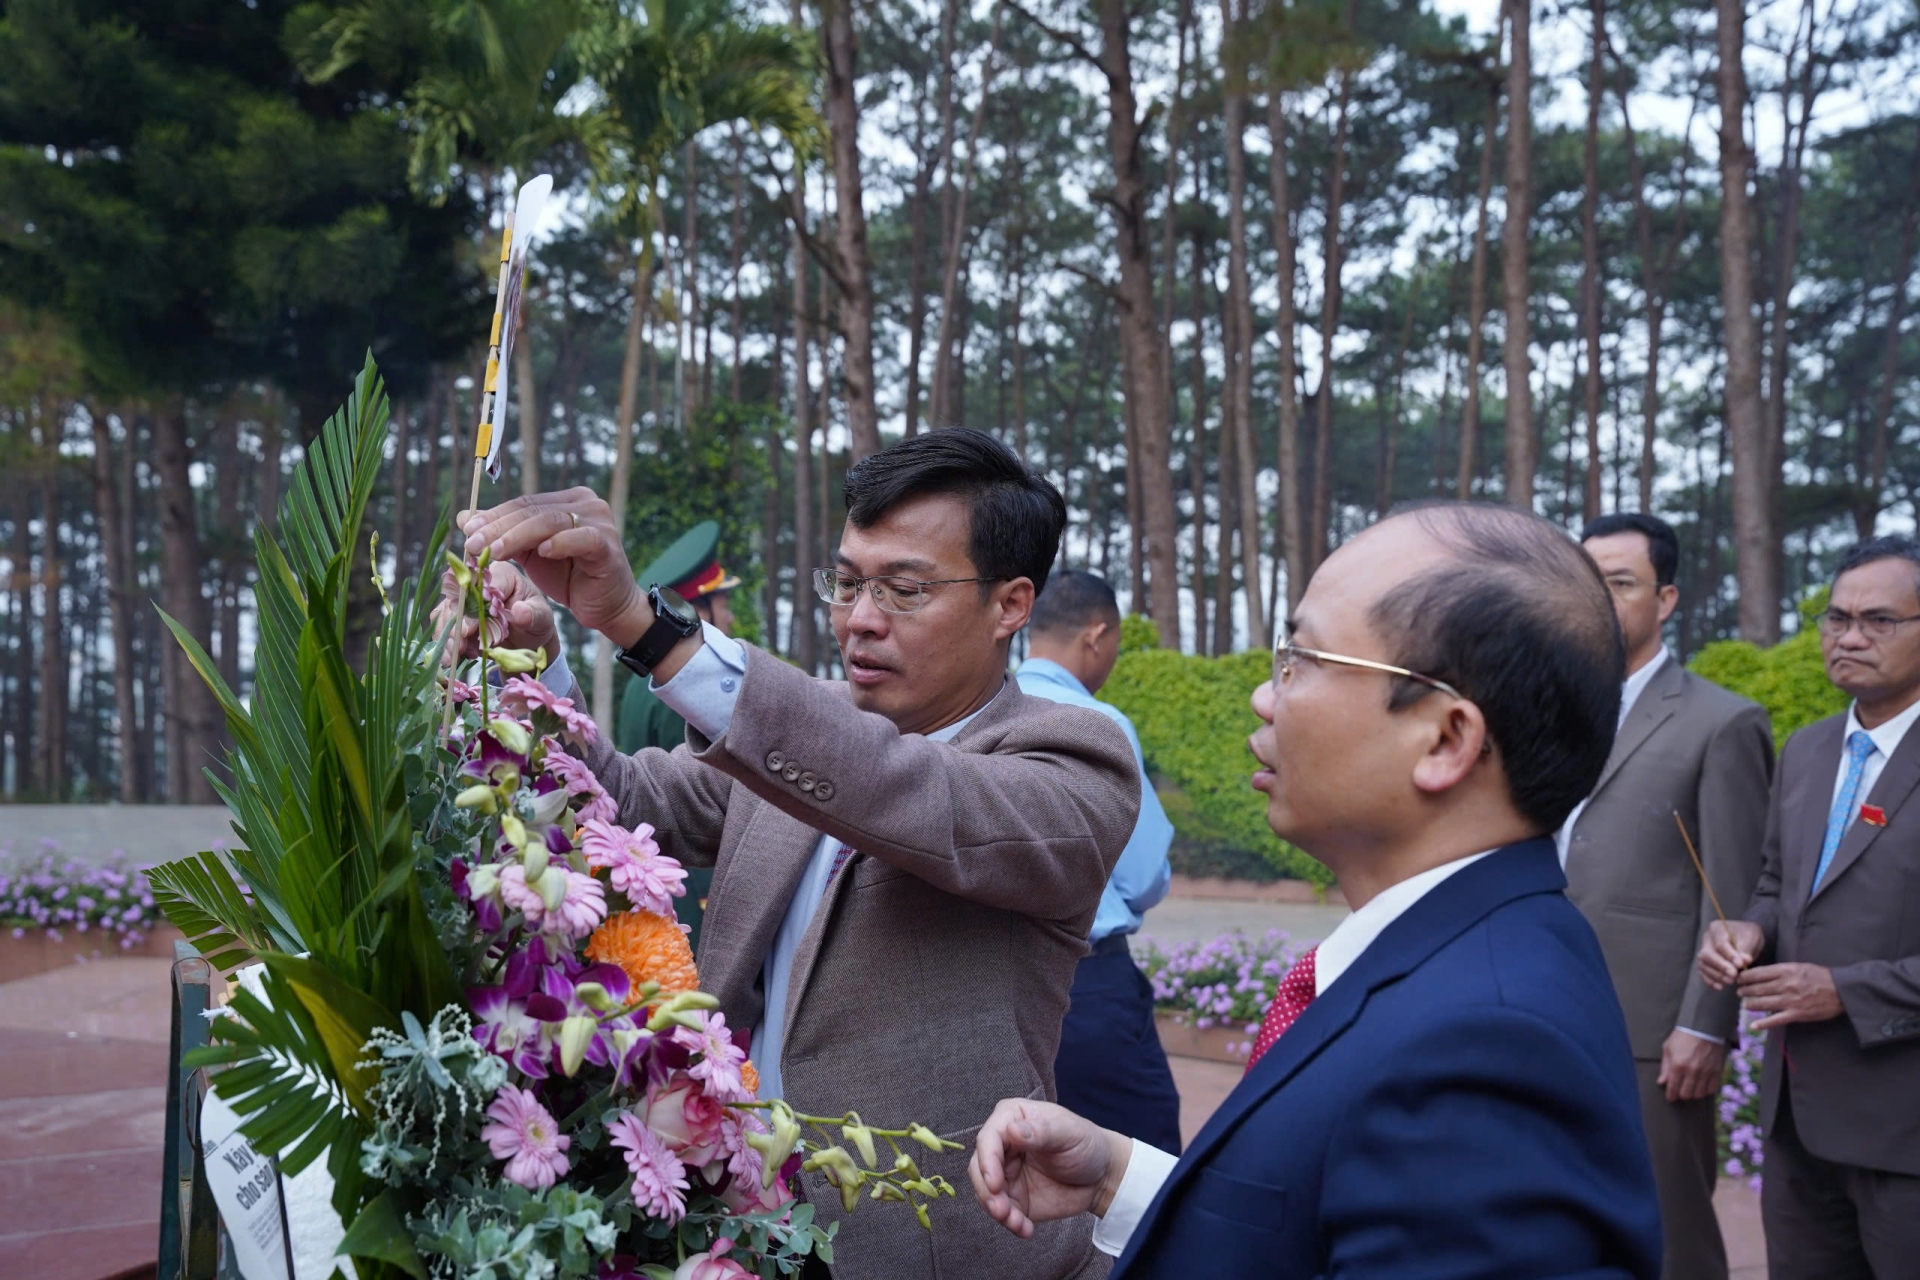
{"left": 825, "top": 842, "right": 857, "bottom": 884}
{"left": 1245, "top": 946, "right": 1318, "bottom": 1073}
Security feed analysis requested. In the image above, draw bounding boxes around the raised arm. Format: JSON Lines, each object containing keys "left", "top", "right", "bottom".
{"left": 682, "top": 646, "right": 1140, "bottom": 921}
{"left": 1675, "top": 704, "right": 1775, "bottom": 1040}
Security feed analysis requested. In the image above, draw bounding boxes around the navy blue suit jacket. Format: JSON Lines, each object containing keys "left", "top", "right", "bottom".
{"left": 1111, "top": 840, "right": 1661, "bottom": 1279}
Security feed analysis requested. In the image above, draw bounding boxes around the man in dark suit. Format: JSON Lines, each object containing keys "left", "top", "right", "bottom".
{"left": 971, "top": 503, "right": 1661, "bottom": 1279}
{"left": 1700, "top": 535, "right": 1920, "bottom": 1280}
{"left": 1564, "top": 513, "right": 1774, "bottom": 1280}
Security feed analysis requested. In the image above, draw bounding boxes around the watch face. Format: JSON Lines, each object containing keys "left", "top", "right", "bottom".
{"left": 652, "top": 585, "right": 699, "bottom": 629}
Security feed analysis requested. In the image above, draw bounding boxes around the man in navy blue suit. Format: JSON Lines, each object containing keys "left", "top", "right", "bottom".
{"left": 970, "top": 503, "right": 1663, "bottom": 1279}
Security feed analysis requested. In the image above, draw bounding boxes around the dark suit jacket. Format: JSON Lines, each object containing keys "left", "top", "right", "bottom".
{"left": 1744, "top": 709, "right": 1920, "bottom": 1175}
{"left": 578, "top": 648, "right": 1138, "bottom": 1280}
{"left": 1111, "top": 841, "right": 1661, "bottom": 1280}
{"left": 1566, "top": 659, "right": 1774, "bottom": 1056}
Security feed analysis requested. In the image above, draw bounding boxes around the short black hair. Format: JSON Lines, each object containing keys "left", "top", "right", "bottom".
{"left": 1581, "top": 512, "right": 1679, "bottom": 587}
{"left": 1030, "top": 570, "right": 1120, "bottom": 636}
{"left": 842, "top": 428, "right": 1067, "bottom": 593}
{"left": 1372, "top": 503, "right": 1624, "bottom": 834}
{"left": 1834, "top": 535, "right": 1920, "bottom": 599}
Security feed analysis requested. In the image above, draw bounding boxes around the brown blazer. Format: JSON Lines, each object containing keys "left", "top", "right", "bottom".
{"left": 1565, "top": 658, "right": 1774, "bottom": 1058}
{"left": 579, "top": 645, "right": 1138, "bottom": 1280}
{"left": 1744, "top": 709, "right": 1920, "bottom": 1176}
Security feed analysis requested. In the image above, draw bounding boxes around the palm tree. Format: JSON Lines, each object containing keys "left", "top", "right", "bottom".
{"left": 583, "top": 0, "right": 819, "bottom": 725}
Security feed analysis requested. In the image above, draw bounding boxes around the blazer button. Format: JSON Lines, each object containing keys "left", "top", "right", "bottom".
{"left": 783, "top": 763, "right": 801, "bottom": 783}
{"left": 799, "top": 771, "right": 817, "bottom": 793}
{"left": 813, "top": 780, "right": 835, "bottom": 802}
{"left": 766, "top": 750, "right": 785, "bottom": 772}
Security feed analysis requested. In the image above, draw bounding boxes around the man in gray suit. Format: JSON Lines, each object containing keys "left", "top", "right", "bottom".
{"left": 453, "top": 429, "right": 1136, "bottom": 1280}
{"left": 1562, "top": 513, "right": 1774, "bottom": 1280}
{"left": 1701, "top": 535, "right": 1920, "bottom": 1280}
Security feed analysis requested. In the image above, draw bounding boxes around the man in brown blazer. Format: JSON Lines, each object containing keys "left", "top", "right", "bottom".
{"left": 453, "top": 429, "right": 1137, "bottom": 1280}
{"left": 1701, "top": 535, "right": 1920, "bottom": 1280}
{"left": 1562, "top": 514, "right": 1774, "bottom": 1280}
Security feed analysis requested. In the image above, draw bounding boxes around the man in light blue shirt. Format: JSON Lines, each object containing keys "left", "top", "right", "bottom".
{"left": 1017, "top": 571, "right": 1181, "bottom": 1152}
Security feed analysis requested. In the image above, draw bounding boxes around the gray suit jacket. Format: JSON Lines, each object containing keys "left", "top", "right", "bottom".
{"left": 578, "top": 645, "right": 1138, "bottom": 1280}
{"left": 1745, "top": 709, "right": 1920, "bottom": 1175}
{"left": 1565, "top": 659, "right": 1774, "bottom": 1059}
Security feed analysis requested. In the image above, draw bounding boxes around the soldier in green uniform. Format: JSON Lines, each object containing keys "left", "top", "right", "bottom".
{"left": 614, "top": 521, "right": 741, "bottom": 753}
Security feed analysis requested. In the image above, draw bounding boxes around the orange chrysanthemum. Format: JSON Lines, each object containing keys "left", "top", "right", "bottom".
{"left": 586, "top": 909, "right": 700, "bottom": 995}
{"left": 741, "top": 1061, "right": 760, "bottom": 1096}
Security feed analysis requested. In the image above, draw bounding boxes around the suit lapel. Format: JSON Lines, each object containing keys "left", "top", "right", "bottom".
{"left": 1120, "top": 842, "right": 1569, "bottom": 1266}
{"left": 700, "top": 800, "right": 822, "bottom": 1026}
{"left": 778, "top": 677, "right": 1032, "bottom": 1037}
{"left": 1810, "top": 716, "right": 1920, "bottom": 903}
{"left": 1785, "top": 717, "right": 1846, "bottom": 904}
{"left": 1587, "top": 659, "right": 1684, "bottom": 803}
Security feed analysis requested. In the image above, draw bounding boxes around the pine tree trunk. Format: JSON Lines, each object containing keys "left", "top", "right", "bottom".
{"left": 1093, "top": 0, "right": 1181, "bottom": 648}
{"left": 1268, "top": 90, "right": 1307, "bottom": 611}
{"left": 730, "top": 128, "right": 747, "bottom": 403}
{"left": 9, "top": 486, "right": 34, "bottom": 796}
{"left": 1219, "top": 0, "right": 1267, "bottom": 648}
{"left": 1459, "top": 82, "right": 1498, "bottom": 499}
{"left": 1857, "top": 128, "right": 1920, "bottom": 538}
{"left": 929, "top": 3, "right": 1007, "bottom": 434}
{"left": 1310, "top": 69, "right": 1354, "bottom": 570}
{"left": 91, "top": 409, "right": 141, "bottom": 803}
{"left": 1579, "top": 0, "right": 1605, "bottom": 523}
{"left": 1502, "top": 0, "right": 1536, "bottom": 509}
{"left": 35, "top": 424, "right": 64, "bottom": 799}
{"left": 791, "top": 190, "right": 820, "bottom": 674}
{"left": 1714, "top": 0, "right": 1777, "bottom": 642}
{"left": 822, "top": 0, "right": 881, "bottom": 460}
{"left": 393, "top": 394, "right": 413, "bottom": 581}
{"left": 597, "top": 237, "right": 655, "bottom": 729}
{"left": 154, "top": 405, "right": 218, "bottom": 803}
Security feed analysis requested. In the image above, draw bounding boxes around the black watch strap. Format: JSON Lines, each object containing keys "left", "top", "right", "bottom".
{"left": 617, "top": 585, "right": 702, "bottom": 676}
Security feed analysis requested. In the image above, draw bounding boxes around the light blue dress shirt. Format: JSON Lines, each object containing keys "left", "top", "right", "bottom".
{"left": 1015, "top": 658, "right": 1173, "bottom": 944}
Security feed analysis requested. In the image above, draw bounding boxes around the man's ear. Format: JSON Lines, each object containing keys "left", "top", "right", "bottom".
{"left": 994, "top": 577, "right": 1036, "bottom": 641}
{"left": 1083, "top": 619, "right": 1113, "bottom": 650}
{"left": 1655, "top": 583, "right": 1679, "bottom": 627}
{"left": 1410, "top": 696, "right": 1491, "bottom": 797}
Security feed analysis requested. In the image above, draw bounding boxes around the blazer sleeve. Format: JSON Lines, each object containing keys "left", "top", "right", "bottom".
{"left": 682, "top": 645, "right": 1139, "bottom": 921}
{"left": 575, "top": 681, "right": 737, "bottom": 869}
{"left": 1834, "top": 955, "right": 1920, "bottom": 1048}
{"left": 1741, "top": 731, "right": 1792, "bottom": 960}
{"left": 1320, "top": 1006, "right": 1662, "bottom": 1280}
{"left": 1676, "top": 704, "right": 1776, "bottom": 1040}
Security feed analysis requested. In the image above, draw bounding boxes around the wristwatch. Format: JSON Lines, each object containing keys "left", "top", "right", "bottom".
{"left": 616, "top": 584, "right": 703, "bottom": 676}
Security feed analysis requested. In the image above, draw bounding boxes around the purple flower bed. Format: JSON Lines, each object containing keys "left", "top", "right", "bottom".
{"left": 1137, "top": 929, "right": 1304, "bottom": 1058}
{"left": 0, "top": 841, "right": 161, "bottom": 950}
{"left": 1719, "top": 1016, "right": 1765, "bottom": 1189}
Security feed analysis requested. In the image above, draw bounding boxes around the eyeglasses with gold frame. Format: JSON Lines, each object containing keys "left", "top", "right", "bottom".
{"left": 1271, "top": 620, "right": 1465, "bottom": 701}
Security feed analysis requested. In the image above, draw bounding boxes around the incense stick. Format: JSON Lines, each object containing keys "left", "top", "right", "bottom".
{"left": 1673, "top": 810, "right": 1730, "bottom": 928}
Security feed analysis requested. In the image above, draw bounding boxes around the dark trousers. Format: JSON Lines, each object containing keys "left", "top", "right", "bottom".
{"left": 1633, "top": 1059, "right": 1727, "bottom": 1280}
{"left": 1763, "top": 1084, "right": 1920, "bottom": 1280}
{"left": 1053, "top": 939, "right": 1184, "bottom": 1154}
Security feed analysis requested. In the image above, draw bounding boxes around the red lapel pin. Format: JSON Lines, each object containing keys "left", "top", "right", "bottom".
{"left": 1860, "top": 804, "right": 1888, "bottom": 827}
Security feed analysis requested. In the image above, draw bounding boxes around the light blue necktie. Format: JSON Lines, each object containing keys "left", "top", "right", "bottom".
{"left": 1814, "top": 730, "right": 1878, "bottom": 893}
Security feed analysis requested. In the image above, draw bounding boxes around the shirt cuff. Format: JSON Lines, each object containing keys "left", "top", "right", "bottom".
{"left": 1091, "top": 1140, "right": 1178, "bottom": 1257}
{"left": 649, "top": 622, "right": 748, "bottom": 740}
{"left": 1674, "top": 1026, "right": 1726, "bottom": 1046}
{"left": 538, "top": 632, "right": 573, "bottom": 697}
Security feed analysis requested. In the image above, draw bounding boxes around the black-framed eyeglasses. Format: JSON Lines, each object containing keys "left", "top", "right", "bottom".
{"left": 813, "top": 568, "right": 1003, "bottom": 615}
{"left": 1817, "top": 610, "right": 1920, "bottom": 641}
{"left": 1272, "top": 619, "right": 1465, "bottom": 701}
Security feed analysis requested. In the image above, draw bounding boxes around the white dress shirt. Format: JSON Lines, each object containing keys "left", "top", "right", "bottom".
{"left": 1831, "top": 695, "right": 1920, "bottom": 820}
{"left": 1090, "top": 850, "right": 1496, "bottom": 1256}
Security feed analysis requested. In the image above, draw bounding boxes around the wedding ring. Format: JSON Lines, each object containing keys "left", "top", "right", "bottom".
{"left": 569, "top": 511, "right": 579, "bottom": 529}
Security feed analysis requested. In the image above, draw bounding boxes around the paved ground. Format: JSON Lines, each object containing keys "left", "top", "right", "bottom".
{"left": 0, "top": 879, "right": 1765, "bottom": 1279}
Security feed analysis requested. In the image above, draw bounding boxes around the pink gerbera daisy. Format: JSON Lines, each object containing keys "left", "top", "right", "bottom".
{"left": 609, "top": 1111, "right": 691, "bottom": 1222}
{"left": 671, "top": 1011, "right": 750, "bottom": 1103}
{"left": 480, "top": 1085, "right": 570, "bottom": 1190}
{"left": 580, "top": 819, "right": 688, "bottom": 916}
{"left": 500, "top": 676, "right": 598, "bottom": 746}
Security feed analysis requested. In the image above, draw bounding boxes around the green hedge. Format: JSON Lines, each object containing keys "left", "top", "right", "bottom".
{"left": 1095, "top": 598, "right": 1844, "bottom": 886}
{"left": 1688, "top": 592, "right": 1844, "bottom": 747}
{"left": 1098, "top": 641, "right": 1332, "bottom": 886}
